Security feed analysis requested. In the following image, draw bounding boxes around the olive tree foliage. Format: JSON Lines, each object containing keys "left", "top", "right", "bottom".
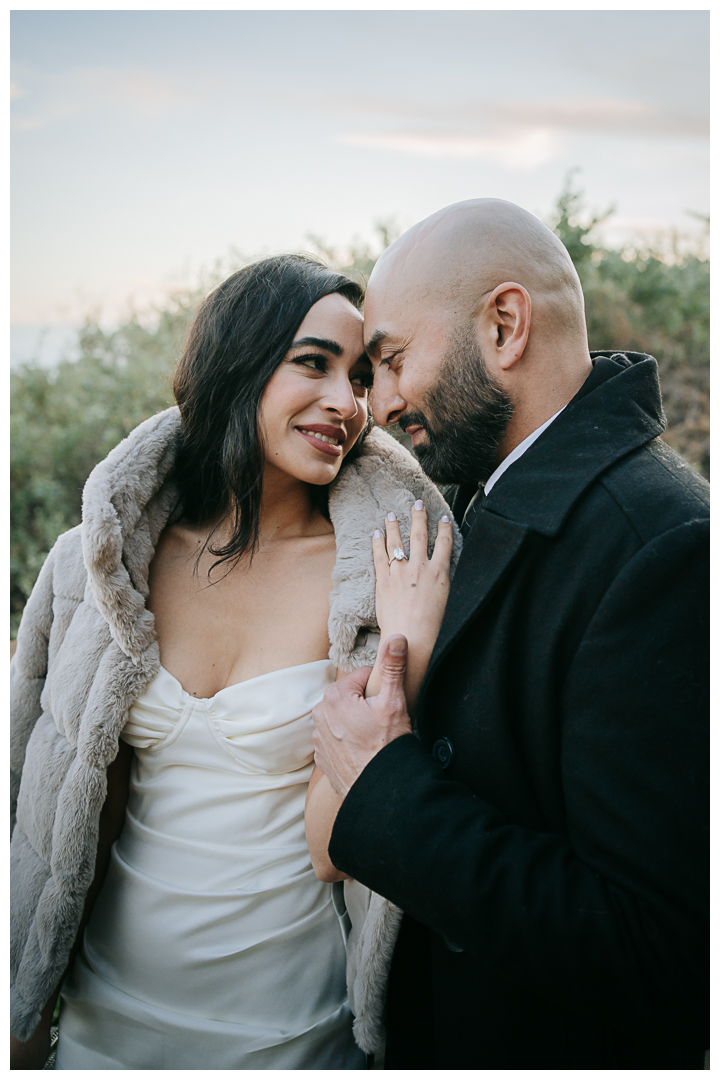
{"left": 10, "top": 191, "right": 709, "bottom": 632}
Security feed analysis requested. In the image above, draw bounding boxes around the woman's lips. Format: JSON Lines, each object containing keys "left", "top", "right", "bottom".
{"left": 297, "top": 428, "right": 343, "bottom": 457}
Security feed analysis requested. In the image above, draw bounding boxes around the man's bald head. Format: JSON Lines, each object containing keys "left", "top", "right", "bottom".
{"left": 364, "top": 199, "right": 593, "bottom": 479}
{"left": 368, "top": 198, "right": 586, "bottom": 338}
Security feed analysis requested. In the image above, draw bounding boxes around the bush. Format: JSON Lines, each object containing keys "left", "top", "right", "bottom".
{"left": 549, "top": 174, "right": 709, "bottom": 476}
{"left": 10, "top": 300, "right": 190, "bottom": 633}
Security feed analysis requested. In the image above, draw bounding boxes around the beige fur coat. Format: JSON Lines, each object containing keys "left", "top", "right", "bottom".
{"left": 10, "top": 407, "right": 461, "bottom": 1053}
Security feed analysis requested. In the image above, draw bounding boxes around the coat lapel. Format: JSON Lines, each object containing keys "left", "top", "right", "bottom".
{"left": 439, "top": 357, "right": 666, "bottom": 641}
{"left": 415, "top": 352, "right": 665, "bottom": 730}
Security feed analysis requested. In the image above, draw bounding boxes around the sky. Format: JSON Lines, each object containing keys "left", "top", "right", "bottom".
{"left": 10, "top": 9, "right": 710, "bottom": 359}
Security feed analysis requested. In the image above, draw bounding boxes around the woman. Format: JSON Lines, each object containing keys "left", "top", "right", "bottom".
{"left": 10, "top": 254, "right": 459, "bottom": 1069}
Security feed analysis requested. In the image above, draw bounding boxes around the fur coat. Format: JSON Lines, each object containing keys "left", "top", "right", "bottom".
{"left": 10, "top": 406, "right": 461, "bottom": 1054}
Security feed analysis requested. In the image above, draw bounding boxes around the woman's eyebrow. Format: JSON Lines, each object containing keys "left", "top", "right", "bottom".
{"left": 290, "top": 336, "right": 342, "bottom": 356}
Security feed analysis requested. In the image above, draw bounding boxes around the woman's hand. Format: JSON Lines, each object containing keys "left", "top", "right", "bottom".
{"left": 366, "top": 501, "right": 454, "bottom": 712}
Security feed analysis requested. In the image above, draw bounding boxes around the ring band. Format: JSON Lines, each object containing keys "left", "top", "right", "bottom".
{"left": 388, "top": 547, "right": 407, "bottom": 566}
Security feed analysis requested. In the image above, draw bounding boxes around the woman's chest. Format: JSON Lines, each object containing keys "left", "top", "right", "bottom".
{"left": 148, "top": 536, "right": 335, "bottom": 696}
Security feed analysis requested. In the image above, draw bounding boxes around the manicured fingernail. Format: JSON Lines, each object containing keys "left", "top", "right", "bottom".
{"left": 373, "top": 529, "right": 383, "bottom": 539}
{"left": 441, "top": 515, "right": 450, "bottom": 522}
{"left": 414, "top": 500, "right": 424, "bottom": 511}
{"left": 387, "top": 511, "right": 397, "bottom": 521}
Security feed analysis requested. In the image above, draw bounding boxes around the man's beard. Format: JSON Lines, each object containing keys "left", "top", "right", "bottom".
{"left": 399, "top": 326, "right": 514, "bottom": 486}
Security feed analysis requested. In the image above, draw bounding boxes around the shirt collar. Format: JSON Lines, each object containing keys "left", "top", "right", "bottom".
{"left": 483, "top": 406, "right": 566, "bottom": 496}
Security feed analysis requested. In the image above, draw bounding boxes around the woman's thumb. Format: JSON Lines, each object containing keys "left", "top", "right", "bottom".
{"left": 378, "top": 635, "right": 408, "bottom": 700}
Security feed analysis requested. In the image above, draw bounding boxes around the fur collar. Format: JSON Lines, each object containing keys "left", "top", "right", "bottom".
{"left": 81, "top": 407, "right": 461, "bottom": 669}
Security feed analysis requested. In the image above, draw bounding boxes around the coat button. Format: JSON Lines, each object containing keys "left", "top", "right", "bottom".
{"left": 432, "top": 737, "right": 454, "bottom": 769}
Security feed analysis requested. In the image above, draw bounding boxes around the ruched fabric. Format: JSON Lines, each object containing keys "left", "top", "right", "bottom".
{"left": 56, "top": 660, "right": 365, "bottom": 1070}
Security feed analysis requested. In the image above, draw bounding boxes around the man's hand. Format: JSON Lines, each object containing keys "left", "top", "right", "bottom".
{"left": 313, "top": 635, "right": 413, "bottom": 798}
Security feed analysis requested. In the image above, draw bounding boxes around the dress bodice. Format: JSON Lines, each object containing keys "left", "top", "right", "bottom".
{"left": 56, "top": 659, "right": 365, "bottom": 1070}
{"left": 122, "top": 659, "right": 334, "bottom": 770}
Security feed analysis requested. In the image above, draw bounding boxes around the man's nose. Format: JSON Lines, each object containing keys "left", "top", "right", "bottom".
{"left": 370, "top": 373, "right": 407, "bottom": 428}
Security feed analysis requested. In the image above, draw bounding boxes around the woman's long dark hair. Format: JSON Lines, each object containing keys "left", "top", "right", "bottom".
{"left": 172, "top": 254, "right": 365, "bottom": 573}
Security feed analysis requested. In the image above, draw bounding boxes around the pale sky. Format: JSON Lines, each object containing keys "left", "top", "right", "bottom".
{"left": 11, "top": 10, "right": 709, "bottom": 336}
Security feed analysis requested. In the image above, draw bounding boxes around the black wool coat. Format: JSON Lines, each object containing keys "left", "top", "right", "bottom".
{"left": 329, "top": 353, "right": 709, "bottom": 1070}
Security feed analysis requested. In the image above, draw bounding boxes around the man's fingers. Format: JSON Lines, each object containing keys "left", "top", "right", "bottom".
{"left": 327, "top": 664, "right": 374, "bottom": 700}
{"left": 431, "top": 514, "right": 454, "bottom": 566}
{"left": 409, "top": 500, "right": 428, "bottom": 563}
{"left": 376, "top": 635, "right": 409, "bottom": 706}
{"left": 311, "top": 744, "right": 335, "bottom": 787}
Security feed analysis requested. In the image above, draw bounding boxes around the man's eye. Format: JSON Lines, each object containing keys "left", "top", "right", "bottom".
{"left": 380, "top": 352, "right": 401, "bottom": 369}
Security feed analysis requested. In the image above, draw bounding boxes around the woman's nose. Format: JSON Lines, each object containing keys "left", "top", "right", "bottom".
{"left": 324, "top": 376, "right": 360, "bottom": 419}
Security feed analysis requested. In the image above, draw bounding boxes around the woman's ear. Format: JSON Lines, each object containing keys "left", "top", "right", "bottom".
{"left": 485, "top": 281, "right": 531, "bottom": 371}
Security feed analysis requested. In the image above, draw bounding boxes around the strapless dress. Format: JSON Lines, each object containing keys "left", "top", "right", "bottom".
{"left": 56, "top": 659, "right": 365, "bottom": 1070}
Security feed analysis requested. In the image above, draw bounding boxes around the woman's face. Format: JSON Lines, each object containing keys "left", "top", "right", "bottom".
{"left": 259, "top": 292, "right": 372, "bottom": 486}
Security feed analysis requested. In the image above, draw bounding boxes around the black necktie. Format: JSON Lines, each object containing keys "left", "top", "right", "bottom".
{"left": 460, "top": 487, "right": 485, "bottom": 538}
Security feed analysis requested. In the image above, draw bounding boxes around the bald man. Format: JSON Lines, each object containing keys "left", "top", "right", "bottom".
{"left": 312, "top": 200, "right": 709, "bottom": 1069}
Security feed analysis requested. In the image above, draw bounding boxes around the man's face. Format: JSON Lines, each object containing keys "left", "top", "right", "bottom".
{"left": 401, "top": 326, "right": 514, "bottom": 485}
{"left": 365, "top": 284, "right": 513, "bottom": 486}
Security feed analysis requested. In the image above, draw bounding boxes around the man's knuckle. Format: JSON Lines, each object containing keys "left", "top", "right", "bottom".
{"left": 382, "top": 659, "right": 406, "bottom": 676}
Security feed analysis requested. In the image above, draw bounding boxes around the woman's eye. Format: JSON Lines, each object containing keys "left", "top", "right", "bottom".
{"left": 350, "top": 371, "right": 373, "bottom": 390}
{"left": 292, "top": 354, "right": 326, "bottom": 373}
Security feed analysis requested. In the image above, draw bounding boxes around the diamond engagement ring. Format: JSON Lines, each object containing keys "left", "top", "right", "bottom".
{"left": 388, "top": 548, "right": 407, "bottom": 566}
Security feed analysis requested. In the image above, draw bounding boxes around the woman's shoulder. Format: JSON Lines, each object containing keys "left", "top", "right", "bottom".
{"left": 330, "top": 427, "right": 459, "bottom": 541}
{"left": 337, "top": 427, "right": 442, "bottom": 495}
{"left": 12, "top": 526, "right": 87, "bottom": 680}
{"left": 43, "top": 525, "right": 87, "bottom": 602}
{"left": 348, "top": 426, "right": 418, "bottom": 477}
{"left": 84, "top": 407, "right": 181, "bottom": 490}
{"left": 38, "top": 406, "right": 182, "bottom": 606}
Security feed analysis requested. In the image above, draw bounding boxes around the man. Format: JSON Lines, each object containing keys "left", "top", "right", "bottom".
{"left": 312, "top": 199, "right": 709, "bottom": 1069}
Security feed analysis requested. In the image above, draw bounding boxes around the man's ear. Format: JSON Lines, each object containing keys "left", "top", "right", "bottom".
{"left": 484, "top": 281, "right": 531, "bottom": 371}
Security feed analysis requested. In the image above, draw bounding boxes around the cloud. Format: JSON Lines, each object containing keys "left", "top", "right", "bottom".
{"left": 331, "top": 93, "right": 708, "bottom": 165}
{"left": 488, "top": 98, "right": 708, "bottom": 140}
{"left": 10, "top": 65, "right": 192, "bottom": 131}
{"left": 75, "top": 68, "right": 191, "bottom": 119}
{"left": 340, "top": 128, "right": 562, "bottom": 170}
{"left": 12, "top": 116, "right": 53, "bottom": 132}
{"left": 330, "top": 93, "right": 708, "bottom": 141}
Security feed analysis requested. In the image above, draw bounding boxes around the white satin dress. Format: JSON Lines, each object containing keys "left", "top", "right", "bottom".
{"left": 56, "top": 660, "right": 365, "bottom": 1070}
